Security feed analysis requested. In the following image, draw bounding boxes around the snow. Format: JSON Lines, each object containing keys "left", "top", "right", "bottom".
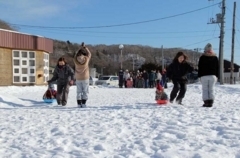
{"left": 1, "top": 83, "right": 240, "bottom": 158}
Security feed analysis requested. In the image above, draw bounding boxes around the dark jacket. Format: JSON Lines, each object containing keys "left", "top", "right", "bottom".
{"left": 49, "top": 64, "right": 74, "bottom": 85}
{"left": 167, "top": 61, "right": 194, "bottom": 83}
{"left": 142, "top": 72, "right": 149, "bottom": 80}
{"left": 198, "top": 53, "right": 219, "bottom": 78}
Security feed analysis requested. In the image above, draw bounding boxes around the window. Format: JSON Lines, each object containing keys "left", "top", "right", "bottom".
{"left": 12, "top": 50, "right": 36, "bottom": 83}
{"left": 14, "top": 68, "right": 19, "bottom": 73}
{"left": 43, "top": 53, "right": 49, "bottom": 83}
{"left": 22, "top": 68, "right": 28, "bottom": 74}
{"left": 22, "top": 77, "right": 27, "bottom": 82}
{"left": 14, "top": 76, "right": 20, "bottom": 82}
{"left": 29, "top": 52, "right": 35, "bottom": 58}
{"left": 30, "top": 69, "right": 35, "bottom": 74}
{"left": 22, "top": 52, "right": 28, "bottom": 58}
{"left": 29, "top": 60, "right": 35, "bottom": 66}
{"left": 22, "top": 60, "right": 27, "bottom": 65}
{"left": 14, "top": 60, "right": 20, "bottom": 66}
{"left": 13, "top": 51, "right": 20, "bottom": 57}
{"left": 29, "top": 76, "right": 35, "bottom": 82}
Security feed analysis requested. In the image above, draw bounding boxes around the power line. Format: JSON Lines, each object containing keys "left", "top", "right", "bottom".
{"left": 9, "top": 3, "right": 220, "bottom": 29}
{"left": 184, "top": 37, "right": 219, "bottom": 47}
{"left": 22, "top": 27, "right": 230, "bottom": 35}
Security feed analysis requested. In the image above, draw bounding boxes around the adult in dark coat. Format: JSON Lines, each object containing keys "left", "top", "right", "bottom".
{"left": 142, "top": 70, "right": 149, "bottom": 88}
{"left": 118, "top": 69, "right": 124, "bottom": 88}
{"left": 198, "top": 43, "right": 219, "bottom": 107}
{"left": 48, "top": 57, "right": 75, "bottom": 106}
{"left": 167, "top": 52, "right": 194, "bottom": 105}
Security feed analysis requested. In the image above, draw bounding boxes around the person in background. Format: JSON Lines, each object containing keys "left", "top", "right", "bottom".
{"left": 123, "top": 69, "right": 130, "bottom": 88}
{"left": 156, "top": 70, "right": 162, "bottom": 86}
{"left": 142, "top": 70, "right": 149, "bottom": 88}
{"left": 198, "top": 43, "right": 219, "bottom": 107}
{"left": 161, "top": 69, "right": 168, "bottom": 88}
{"left": 118, "top": 69, "right": 124, "bottom": 88}
{"left": 167, "top": 52, "right": 194, "bottom": 105}
{"left": 48, "top": 57, "right": 74, "bottom": 106}
{"left": 148, "top": 70, "right": 155, "bottom": 88}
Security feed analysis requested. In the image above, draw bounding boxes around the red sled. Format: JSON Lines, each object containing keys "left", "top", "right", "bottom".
{"left": 156, "top": 100, "right": 168, "bottom": 105}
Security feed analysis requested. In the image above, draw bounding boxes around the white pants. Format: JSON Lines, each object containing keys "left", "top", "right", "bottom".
{"left": 76, "top": 79, "right": 89, "bottom": 100}
{"left": 201, "top": 75, "right": 217, "bottom": 101}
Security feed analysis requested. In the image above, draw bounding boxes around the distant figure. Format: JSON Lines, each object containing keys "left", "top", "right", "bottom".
{"left": 142, "top": 70, "right": 149, "bottom": 88}
{"left": 161, "top": 69, "right": 167, "bottom": 88}
{"left": 126, "top": 78, "right": 133, "bottom": 88}
{"left": 156, "top": 70, "right": 162, "bottom": 86}
{"left": 167, "top": 52, "right": 194, "bottom": 105}
{"left": 118, "top": 69, "right": 124, "bottom": 88}
{"left": 123, "top": 69, "right": 130, "bottom": 88}
{"left": 198, "top": 43, "right": 219, "bottom": 107}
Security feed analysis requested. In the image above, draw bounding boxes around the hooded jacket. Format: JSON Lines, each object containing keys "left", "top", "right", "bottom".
{"left": 73, "top": 48, "right": 91, "bottom": 81}
{"left": 167, "top": 61, "right": 194, "bottom": 83}
{"left": 198, "top": 52, "right": 219, "bottom": 78}
{"left": 49, "top": 64, "right": 74, "bottom": 85}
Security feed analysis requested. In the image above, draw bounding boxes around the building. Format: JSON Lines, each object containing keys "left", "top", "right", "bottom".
{"left": 223, "top": 60, "right": 240, "bottom": 83}
{"left": 0, "top": 29, "right": 53, "bottom": 86}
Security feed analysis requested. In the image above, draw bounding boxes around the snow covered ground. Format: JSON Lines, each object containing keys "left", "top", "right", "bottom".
{"left": 0, "top": 83, "right": 240, "bottom": 158}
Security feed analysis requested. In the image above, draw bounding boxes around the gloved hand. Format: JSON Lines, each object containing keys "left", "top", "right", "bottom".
{"left": 69, "top": 80, "right": 74, "bottom": 85}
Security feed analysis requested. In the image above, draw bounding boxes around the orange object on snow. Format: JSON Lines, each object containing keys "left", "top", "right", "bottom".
{"left": 156, "top": 99, "right": 168, "bottom": 105}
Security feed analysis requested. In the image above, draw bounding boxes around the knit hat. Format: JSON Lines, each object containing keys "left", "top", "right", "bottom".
{"left": 204, "top": 43, "right": 213, "bottom": 53}
{"left": 156, "top": 83, "right": 163, "bottom": 91}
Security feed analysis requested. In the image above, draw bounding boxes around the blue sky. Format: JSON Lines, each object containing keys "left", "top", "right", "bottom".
{"left": 1, "top": 0, "right": 240, "bottom": 64}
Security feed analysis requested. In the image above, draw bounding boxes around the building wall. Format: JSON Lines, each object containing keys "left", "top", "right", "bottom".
{"left": 0, "top": 48, "right": 12, "bottom": 86}
{"left": 0, "top": 48, "right": 49, "bottom": 86}
{"left": 36, "top": 50, "right": 46, "bottom": 85}
{"left": 224, "top": 72, "right": 240, "bottom": 84}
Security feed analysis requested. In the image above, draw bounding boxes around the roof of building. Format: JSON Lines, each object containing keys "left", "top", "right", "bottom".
{"left": 0, "top": 29, "right": 53, "bottom": 53}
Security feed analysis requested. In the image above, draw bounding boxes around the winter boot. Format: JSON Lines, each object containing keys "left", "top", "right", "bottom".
{"left": 82, "top": 99, "right": 87, "bottom": 108}
{"left": 62, "top": 101, "right": 67, "bottom": 106}
{"left": 202, "top": 100, "right": 208, "bottom": 107}
{"left": 57, "top": 100, "right": 62, "bottom": 105}
{"left": 77, "top": 100, "right": 82, "bottom": 108}
{"left": 207, "top": 100, "right": 213, "bottom": 107}
{"left": 176, "top": 98, "right": 183, "bottom": 105}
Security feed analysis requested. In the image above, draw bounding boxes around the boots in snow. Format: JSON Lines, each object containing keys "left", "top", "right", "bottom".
{"left": 82, "top": 99, "right": 87, "bottom": 108}
{"left": 203, "top": 100, "right": 213, "bottom": 107}
{"left": 77, "top": 100, "right": 82, "bottom": 108}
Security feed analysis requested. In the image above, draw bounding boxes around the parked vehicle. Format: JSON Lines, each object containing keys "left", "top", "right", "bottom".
{"left": 95, "top": 75, "right": 119, "bottom": 86}
{"left": 73, "top": 76, "right": 94, "bottom": 85}
{"left": 89, "top": 76, "right": 94, "bottom": 85}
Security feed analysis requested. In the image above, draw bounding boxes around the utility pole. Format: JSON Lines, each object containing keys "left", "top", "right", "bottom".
{"left": 132, "top": 55, "right": 135, "bottom": 71}
{"left": 161, "top": 45, "right": 164, "bottom": 71}
{"left": 208, "top": 0, "right": 225, "bottom": 85}
{"left": 230, "top": 2, "right": 236, "bottom": 84}
{"left": 219, "top": 0, "right": 226, "bottom": 85}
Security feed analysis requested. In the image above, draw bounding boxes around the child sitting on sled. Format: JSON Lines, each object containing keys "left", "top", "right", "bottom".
{"left": 44, "top": 84, "right": 57, "bottom": 99}
{"left": 155, "top": 83, "right": 168, "bottom": 104}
